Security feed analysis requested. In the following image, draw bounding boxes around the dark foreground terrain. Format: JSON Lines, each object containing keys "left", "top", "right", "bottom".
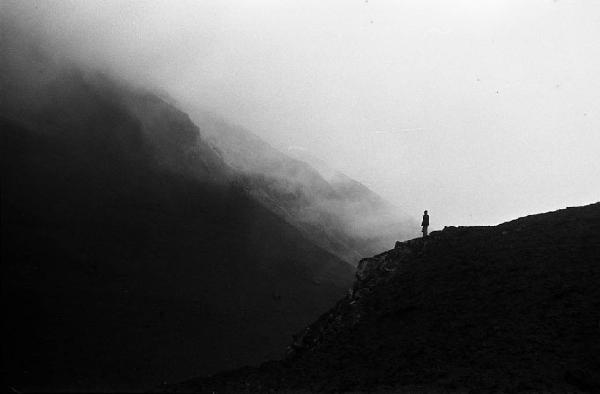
{"left": 167, "top": 203, "right": 600, "bottom": 393}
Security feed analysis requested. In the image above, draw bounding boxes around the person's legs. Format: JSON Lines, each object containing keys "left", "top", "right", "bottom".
{"left": 422, "top": 226, "right": 428, "bottom": 237}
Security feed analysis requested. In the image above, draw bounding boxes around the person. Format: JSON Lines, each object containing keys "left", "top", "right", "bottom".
{"left": 421, "top": 210, "right": 429, "bottom": 237}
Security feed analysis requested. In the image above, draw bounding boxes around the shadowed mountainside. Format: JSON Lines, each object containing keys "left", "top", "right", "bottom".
{"left": 167, "top": 203, "right": 600, "bottom": 393}
{"left": 1, "top": 32, "right": 354, "bottom": 391}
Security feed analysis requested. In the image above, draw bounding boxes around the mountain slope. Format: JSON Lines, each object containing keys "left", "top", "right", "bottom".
{"left": 169, "top": 203, "right": 600, "bottom": 393}
{"left": 190, "top": 111, "right": 416, "bottom": 264}
{"left": 1, "top": 33, "right": 354, "bottom": 391}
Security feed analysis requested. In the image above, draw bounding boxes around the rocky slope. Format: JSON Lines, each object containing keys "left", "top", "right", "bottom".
{"left": 167, "top": 203, "right": 600, "bottom": 393}
{"left": 1, "top": 27, "right": 354, "bottom": 391}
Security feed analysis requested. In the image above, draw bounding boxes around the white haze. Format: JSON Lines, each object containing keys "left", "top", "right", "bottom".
{"left": 3, "top": 0, "right": 599, "bottom": 229}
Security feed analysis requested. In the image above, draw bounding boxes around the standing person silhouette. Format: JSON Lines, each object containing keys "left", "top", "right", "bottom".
{"left": 422, "top": 210, "right": 429, "bottom": 238}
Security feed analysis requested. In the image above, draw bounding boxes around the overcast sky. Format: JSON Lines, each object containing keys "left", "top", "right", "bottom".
{"left": 5, "top": 0, "right": 600, "bottom": 228}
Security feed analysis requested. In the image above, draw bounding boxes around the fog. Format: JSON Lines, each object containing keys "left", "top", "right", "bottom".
{"left": 4, "top": 0, "right": 599, "bottom": 228}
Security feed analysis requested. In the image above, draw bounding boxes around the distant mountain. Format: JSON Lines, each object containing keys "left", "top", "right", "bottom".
{"left": 169, "top": 203, "right": 600, "bottom": 393}
{"left": 1, "top": 29, "right": 354, "bottom": 391}
{"left": 190, "top": 111, "right": 416, "bottom": 264}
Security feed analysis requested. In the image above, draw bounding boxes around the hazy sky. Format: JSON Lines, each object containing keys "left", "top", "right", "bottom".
{"left": 4, "top": 0, "right": 600, "bottom": 228}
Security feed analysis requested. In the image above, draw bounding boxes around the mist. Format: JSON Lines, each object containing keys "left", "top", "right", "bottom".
{"left": 4, "top": 0, "right": 599, "bottom": 229}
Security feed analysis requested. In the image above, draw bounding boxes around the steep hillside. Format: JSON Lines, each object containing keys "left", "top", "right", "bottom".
{"left": 191, "top": 111, "right": 416, "bottom": 264}
{"left": 1, "top": 32, "right": 354, "bottom": 391}
{"left": 169, "top": 203, "right": 600, "bottom": 393}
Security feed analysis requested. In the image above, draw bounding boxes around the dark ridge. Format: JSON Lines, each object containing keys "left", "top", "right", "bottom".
{"left": 166, "top": 203, "right": 600, "bottom": 393}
